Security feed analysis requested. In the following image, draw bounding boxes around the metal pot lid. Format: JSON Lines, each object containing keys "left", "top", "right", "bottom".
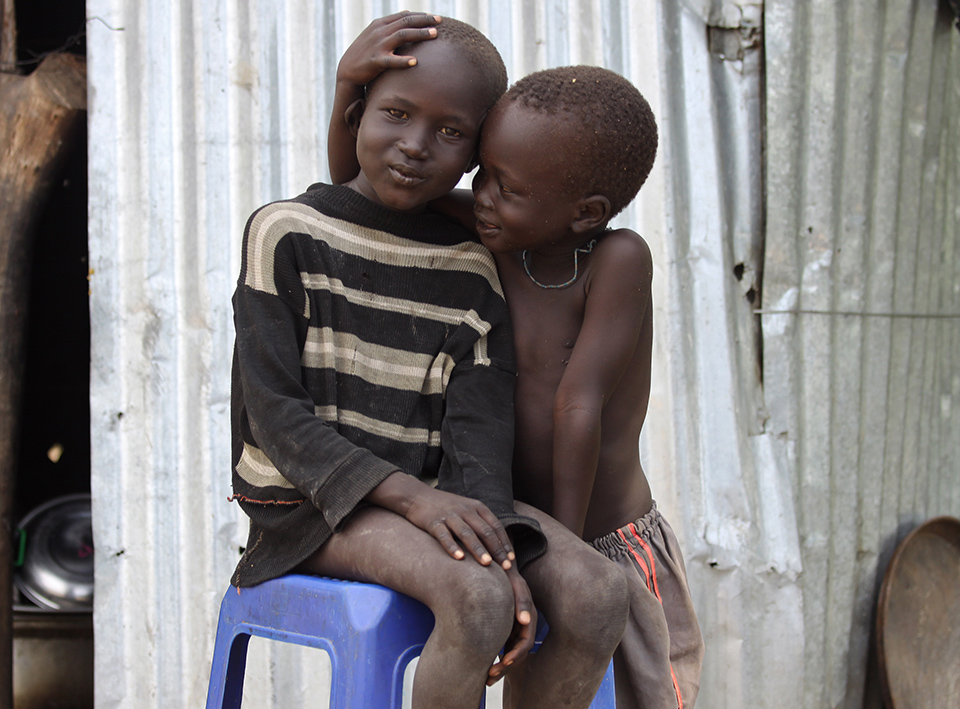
{"left": 877, "top": 515, "right": 960, "bottom": 709}
{"left": 14, "top": 494, "right": 93, "bottom": 612}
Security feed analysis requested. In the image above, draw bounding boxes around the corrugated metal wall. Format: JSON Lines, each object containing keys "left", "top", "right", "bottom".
{"left": 763, "top": 1, "right": 960, "bottom": 707}
{"left": 84, "top": 0, "right": 959, "bottom": 707}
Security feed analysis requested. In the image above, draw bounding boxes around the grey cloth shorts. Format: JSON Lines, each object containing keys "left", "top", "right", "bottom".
{"left": 592, "top": 504, "right": 705, "bottom": 709}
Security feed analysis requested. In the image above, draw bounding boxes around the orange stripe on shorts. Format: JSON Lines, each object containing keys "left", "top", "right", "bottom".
{"left": 626, "top": 523, "right": 684, "bottom": 709}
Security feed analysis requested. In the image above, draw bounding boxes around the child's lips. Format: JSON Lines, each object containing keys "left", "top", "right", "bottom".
{"left": 474, "top": 211, "right": 500, "bottom": 237}
{"left": 389, "top": 164, "right": 426, "bottom": 186}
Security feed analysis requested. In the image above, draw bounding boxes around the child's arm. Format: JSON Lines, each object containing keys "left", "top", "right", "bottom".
{"left": 328, "top": 12, "right": 441, "bottom": 184}
{"left": 550, "top": 230, "right": 653, "bottom": 536}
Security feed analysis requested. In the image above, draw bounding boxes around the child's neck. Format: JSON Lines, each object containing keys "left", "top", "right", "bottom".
{"left": 519, "top": 239, "right": 595, "bottom": 290}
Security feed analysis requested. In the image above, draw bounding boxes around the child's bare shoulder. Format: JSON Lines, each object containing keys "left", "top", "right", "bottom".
{"left": 591, "top": 228, "right": 653, "bottom": 282}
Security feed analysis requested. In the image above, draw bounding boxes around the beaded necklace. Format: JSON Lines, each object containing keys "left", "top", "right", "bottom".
{"left": 521, "top": 239, "right": 597, "bottom": 289}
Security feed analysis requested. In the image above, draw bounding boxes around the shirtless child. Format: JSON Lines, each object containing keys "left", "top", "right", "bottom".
{"left": 233, "top": 14, "right": 627, "bottom": 709}
{"left": 330, "top": 21, "right": 704, "bottom": 709}
{"left": 466, "top": 68, "right": 705, "bottom": 709}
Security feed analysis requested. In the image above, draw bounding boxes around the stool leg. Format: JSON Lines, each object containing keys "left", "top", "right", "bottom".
{"left": 330, "top": 640, "right": 388, "bottom": 709}
{"left": 588, "top": 660, "right": 616, "bottom": 709}
{"left": 206, "top": 629, "right": 251, "bottom": 709}
{"left": 331, "top": 588, "right": 432, "bottom": 709}
{"left": 221, "top": 633, "right": 252, "bottom": 709}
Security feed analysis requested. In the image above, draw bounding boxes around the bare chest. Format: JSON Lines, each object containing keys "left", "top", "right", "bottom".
{"left": 499, "top": 256, "right": 588, "bottom": 385}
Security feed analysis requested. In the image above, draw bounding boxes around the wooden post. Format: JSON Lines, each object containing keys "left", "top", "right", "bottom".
{"left": 0, "top": 33, "right": 87, "bottom": 706}
{"left": 0, "top": 0, "right": 14, "bottom": 76}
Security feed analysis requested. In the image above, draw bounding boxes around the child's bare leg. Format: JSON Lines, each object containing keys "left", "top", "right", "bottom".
{"left": 295, "top": 505, "right": 515, "bottom": 709}
{"left": 503, "top": 502, "right": 629, "bottom": 709}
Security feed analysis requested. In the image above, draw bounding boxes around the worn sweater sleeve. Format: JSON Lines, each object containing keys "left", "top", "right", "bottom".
{"left": 233, "top": 225, "right": 397, "bottom": 530}
{"left": 438, "top": 358, "right": 547, "bottom": 569}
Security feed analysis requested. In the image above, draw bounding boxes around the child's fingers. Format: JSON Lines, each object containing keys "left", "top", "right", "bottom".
{"left": 379, "top": 10, "right": 440, "bottom": 23}
{"left": 477, "top": 507, "right": 515, "bottom": 568}
{"left": 427, "top": 520, "right": 466, "bottom": 561}
{"left": 373, "top": 23, "right": 439, "bottom": 71}
{"left": 381, "top": 29, "right": 438, "bottom": 67}
{"left": 458, "top": 510, "right": 513, "bottom": 568}
{"left": 375, "top": 38, "right": 433, "bottom": 72}
{"left": 490, "top": 612, "right": 535, "bottom": 684}
{"left": 388, "top": 11, "right": 442, "bottom": 30}
{"left": 450, "top": 520, "right": 495, "bottom": 566}
{"left": 404, "top": 489, "right": 509, "bottom": 566}
{"left": 486, "top": 658, "right": 506, "bottom": 685}
{"left": 382, "top": 12, "right": 440, "bottom": 48}
{"left": 504, "top": 571, "right": 536, "bottom": 661}
{"left": 428, "top": 517, "right": 495, "bottom": 566}
{"left": 476, "top": 526, "right": 511, "bottom": 569}
{"left": 499, "top": 615, "right": 536, "bottom": 669}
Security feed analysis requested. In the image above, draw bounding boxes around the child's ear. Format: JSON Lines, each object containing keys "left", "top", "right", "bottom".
{"left": 571, "top": 195, "right": 611, "bottom": 234}
{"left": 344, "top": 98, "right": 365, "bottom": 137}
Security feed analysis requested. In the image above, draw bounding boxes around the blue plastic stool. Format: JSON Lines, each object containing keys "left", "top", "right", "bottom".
{"left": 205, "top": 574, "right": 434, "bottom": 708}
{"left": 205, "top": 573, "right": 615, "bottom": 708}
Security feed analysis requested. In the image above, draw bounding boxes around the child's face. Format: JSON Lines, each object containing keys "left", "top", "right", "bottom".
{"left": 352, "top": 41, "right": 489, "bottom": 213}
{"left": 472, "top": 101, "right": 582, "bottom": 254}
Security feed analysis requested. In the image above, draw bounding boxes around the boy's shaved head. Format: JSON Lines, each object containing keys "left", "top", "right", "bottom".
{"left": 503, "top": 66, "right": 658, "bottom": 217}
{"left": 403, "top": 17, "right": 507, "bottom": 112}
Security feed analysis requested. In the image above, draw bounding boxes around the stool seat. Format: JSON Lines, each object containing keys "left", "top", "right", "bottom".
{"left": 205, "top": 573, "right": 614, "bottom": 708}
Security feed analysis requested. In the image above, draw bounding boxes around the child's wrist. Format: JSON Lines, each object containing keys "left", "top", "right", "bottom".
{"left": 366, "top": 470, "right": 419, "bottom": 514}
{"left": 334, "top": 74, "right": 363, "bottom": 91}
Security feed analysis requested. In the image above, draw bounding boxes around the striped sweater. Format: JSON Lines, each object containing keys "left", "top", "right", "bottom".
{"left": 230, "top": 183, "right": 545, "bottom": 587}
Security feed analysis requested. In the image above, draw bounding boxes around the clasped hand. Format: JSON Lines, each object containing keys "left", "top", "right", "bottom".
{"left": 402, "top": 485, "right": 538, "bottom": 684}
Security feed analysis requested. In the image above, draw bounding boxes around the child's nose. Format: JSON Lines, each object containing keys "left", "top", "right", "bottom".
{"left": 472, "top": 171, "right": 492, "bottom": 205}
{"left": 398, "top": 129, "right": 429, "bottom": 159}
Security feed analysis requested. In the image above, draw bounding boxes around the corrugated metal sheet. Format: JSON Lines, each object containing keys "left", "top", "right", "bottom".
{"left": 762, "top": 1, "right": 960, "bottom": 707}
{"left": 84, "top": 0, "right": 959, "bottom": 707}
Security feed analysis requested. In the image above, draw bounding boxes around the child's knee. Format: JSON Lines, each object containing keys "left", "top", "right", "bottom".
{"left": 550, "top": 557, "right": 628, "bottom": 652}
{"left": 595, "top": 561, "right": 629, "bottom": 632}
{"left": 441, "top": 564, "right": 515, "bottom": 653}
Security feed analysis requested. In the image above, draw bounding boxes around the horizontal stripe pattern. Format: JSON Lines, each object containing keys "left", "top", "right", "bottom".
{"left": 244, "top": 201, "right": 503, "bottom": 300}
{"left": 313, "top": 405, "right": 442, "bottom": 447}
{"left": 235, "top": 184, "right": 512, "bottom": 486}
{"left": 236, "top": 442, "right": 297, "bottom": 490}
{"left": 302, "top": 327, "right": 455, "bottom": 395}
{"left": 299, "top": 271, "right": 494, "bottom": 341}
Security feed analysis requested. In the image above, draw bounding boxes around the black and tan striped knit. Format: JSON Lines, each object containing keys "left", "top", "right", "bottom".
{"left": 229, "top": 183, "right": 545, "bottom": 587}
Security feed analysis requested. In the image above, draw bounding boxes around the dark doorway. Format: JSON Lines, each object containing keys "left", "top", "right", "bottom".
{"left": 9, "top": 1, "right": 93, "bottom": 707}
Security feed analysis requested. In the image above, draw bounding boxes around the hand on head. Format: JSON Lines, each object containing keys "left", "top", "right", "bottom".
{"left": 336, "top": 11, "right": 440, "bottom": 87}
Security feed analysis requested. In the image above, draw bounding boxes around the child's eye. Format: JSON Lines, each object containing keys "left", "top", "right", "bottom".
{"left": 499, "top": 183, "right": 515, "bottom": 195}
{"left": 386, "top": 109, "right": 408, "bottom": 120}
{"left": 438, "top": 127, "right": 463, "bottom": 138}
